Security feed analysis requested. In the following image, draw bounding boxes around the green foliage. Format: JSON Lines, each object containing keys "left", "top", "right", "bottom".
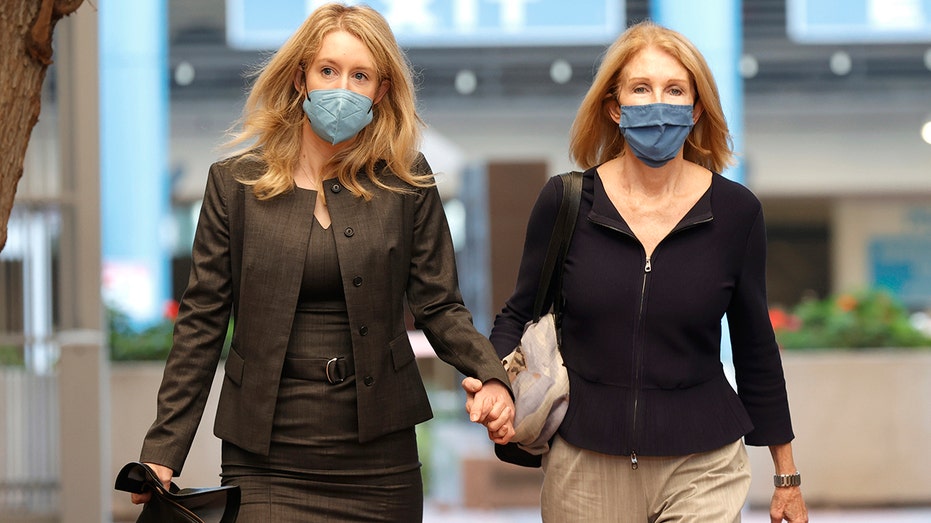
{"left": 416, "top": 423, "right": 432, "bottom": 497}
{"left": 772, "top": 289, "right": 931, "bottom": 350}
{"left": 108, "top": 305, "right": 232, "bottom": 361}
{"left": 108, "top": 307, "right": 175, "bottom": 361}
{"left": 0, "top": 345, "right": 25, "bottom": 366}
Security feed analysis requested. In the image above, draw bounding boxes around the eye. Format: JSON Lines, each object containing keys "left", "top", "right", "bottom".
{"left": 352, "top": 71, "right": 369, "bottom": 81}
{"left": 321, "top": 66, "right": 335, "bottom": 77}
{"left": 632, "top": 85, "right": 649, "bottom": 94}
{"left": 668, "top": 86, "right": 685, "bottom": 96}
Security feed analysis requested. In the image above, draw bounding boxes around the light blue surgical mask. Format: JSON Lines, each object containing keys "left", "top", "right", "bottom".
{"left": 619, "top": 103, "right": 694, "bottom": 168}
{"left": 302, "top": 88, "right": 374, "bottom": 145}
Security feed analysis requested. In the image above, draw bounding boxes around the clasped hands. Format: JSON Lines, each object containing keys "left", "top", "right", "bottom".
{"left": 461, "top": 377, "right": 516, "bottom": 444}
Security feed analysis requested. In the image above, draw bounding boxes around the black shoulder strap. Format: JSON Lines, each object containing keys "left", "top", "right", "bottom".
{"left": 531, "top": 171, "right": 583, "bottom": 321}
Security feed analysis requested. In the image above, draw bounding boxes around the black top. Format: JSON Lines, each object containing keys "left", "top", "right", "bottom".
{"left": 297, "top": 215, "right": 346, "bottom": 309}
{"left": 490, "top": 166, "right": 794, "bottom": 457}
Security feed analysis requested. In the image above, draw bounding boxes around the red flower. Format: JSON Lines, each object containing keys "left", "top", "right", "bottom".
{"left": 770, "top": 308, "right": 800, "bottom": 332}
{"left": 163, "top": 299, "right": 180, "bottom": 321}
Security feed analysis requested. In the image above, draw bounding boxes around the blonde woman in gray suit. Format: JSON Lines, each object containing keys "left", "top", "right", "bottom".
{"left": 129, "top": 3, "right": 515, "bottom": 520}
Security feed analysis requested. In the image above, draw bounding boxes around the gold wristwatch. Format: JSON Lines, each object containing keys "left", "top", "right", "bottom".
{"left": 774, "top": 472, "right": 801, "bottom": 487}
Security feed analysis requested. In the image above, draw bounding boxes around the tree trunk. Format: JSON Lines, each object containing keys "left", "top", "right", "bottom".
{"left": 0, "top": 0, "right": 84, "bottom": 252}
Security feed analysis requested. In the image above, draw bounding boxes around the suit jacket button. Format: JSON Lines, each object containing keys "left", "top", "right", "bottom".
{"left": 363, "top": 376, "right": 374, "bottom": 386}
{"left": 353, "top": 276, "right": 363, "bottom": 287}
{"left": 359, "top": 325, "right": 368, "bottom": 336}
{"left": 344, "top": 227, "right": 354, "bottom": 237}
{"left": 330, "top": 183, "right": 342, "bottom": 193}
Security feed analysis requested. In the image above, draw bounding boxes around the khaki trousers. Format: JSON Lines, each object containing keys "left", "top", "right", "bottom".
{"left": 541, "top": 436, "right": 751, "bottom": 523}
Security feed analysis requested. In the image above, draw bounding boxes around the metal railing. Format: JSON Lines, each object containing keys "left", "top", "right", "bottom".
{"left": 0, "top": 366, "right": 59, "bottom": 518}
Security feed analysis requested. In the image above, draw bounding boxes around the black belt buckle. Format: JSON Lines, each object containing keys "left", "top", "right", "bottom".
{"left": 325, "top": 357, "right": 345, "bottom": 384}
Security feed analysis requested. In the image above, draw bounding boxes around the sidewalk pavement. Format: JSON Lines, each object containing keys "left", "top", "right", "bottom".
{"left": 424, "top": 503, "right": 931, "bottom": 522}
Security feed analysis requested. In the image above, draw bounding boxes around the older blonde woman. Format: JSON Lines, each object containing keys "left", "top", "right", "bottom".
{"left": 130, "top": 3, "right": 514, "bottom": 520}
{"left": 486, "top": 21, "right": 808, "bottom": 522}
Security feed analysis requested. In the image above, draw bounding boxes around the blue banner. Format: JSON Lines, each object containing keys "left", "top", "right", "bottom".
{"left": 227, "top": 0, "right": 625, "bottom": 49}
{"left": 788, "top": 0, "right": 931, "bottom": 43}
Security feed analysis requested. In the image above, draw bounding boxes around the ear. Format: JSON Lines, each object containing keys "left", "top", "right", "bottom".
{"left": 692, "top": 99, "right": 704, "bottom": 124}
{"left": 605, "top": 97, "right": 621, "bottom": 124}
{"left": 293, "top": 65, "right": 306, "bottom": 95}
{"left": 373, "top": 79, "right": 390, "bottom": 105}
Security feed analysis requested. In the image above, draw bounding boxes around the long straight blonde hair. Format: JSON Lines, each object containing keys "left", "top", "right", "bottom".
{"left": 570, "top": 21, "right": 735, "bottom": 173}
{"left": 225, "top": 3, "right": 430, "bottom": 200}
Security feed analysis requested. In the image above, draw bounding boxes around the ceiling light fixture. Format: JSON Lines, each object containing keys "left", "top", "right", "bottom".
{"left": 454, "top": 70, "right": 477, "bottom": 95}
{"left": 829, "top": 51, "right": 852, "bottom": 76}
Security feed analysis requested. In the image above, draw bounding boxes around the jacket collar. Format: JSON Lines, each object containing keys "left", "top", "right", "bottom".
{"left": 586, "top": 167, "right": 715, "bottom": 236}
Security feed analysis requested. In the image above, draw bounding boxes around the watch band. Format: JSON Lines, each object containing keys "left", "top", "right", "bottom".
{"left": 774, "top": 472, "right": 802, "bottom": 487}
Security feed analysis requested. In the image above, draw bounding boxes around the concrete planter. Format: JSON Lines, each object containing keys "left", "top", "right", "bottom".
{"left": 746, "top": 349, "right": 931, "bottom": 507}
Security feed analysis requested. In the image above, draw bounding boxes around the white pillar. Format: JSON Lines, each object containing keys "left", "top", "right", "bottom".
{"left": 55, "top": 3, "right": 110, "bottom": 522}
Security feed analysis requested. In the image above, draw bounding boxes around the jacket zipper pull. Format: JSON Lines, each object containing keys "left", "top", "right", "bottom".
{"left": 630, "top": 452, "right": 639, "bottom": 470}
{"left": 644, "top": 258, "right": 652, "bottom": 273}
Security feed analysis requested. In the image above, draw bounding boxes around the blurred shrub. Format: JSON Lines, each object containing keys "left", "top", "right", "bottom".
{"left": 0, "top": 345, "right": 25, "bottom": 366}
{"left": 109, "top": 300, "right": 232, "bottom": 361}
{"left": 771, "top": 288, "right": 931, "bottom": 350}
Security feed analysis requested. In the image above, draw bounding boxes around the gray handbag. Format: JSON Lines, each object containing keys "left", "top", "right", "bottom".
{"left": 496, "top": 171, "right": 582, "bottom": 466}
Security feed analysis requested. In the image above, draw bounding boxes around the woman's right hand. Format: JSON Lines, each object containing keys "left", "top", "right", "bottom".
{"left": 130, "top": 462, "right": 173, "bottom": 504}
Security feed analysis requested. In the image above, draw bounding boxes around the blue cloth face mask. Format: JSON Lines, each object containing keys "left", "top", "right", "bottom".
{"left": 619, "top": 103, "right": 694, "bottom": 168}
{"left": 302, "top": 88, "right": 374, "bottom": 145}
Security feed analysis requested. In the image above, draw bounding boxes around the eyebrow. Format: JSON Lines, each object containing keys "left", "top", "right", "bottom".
{"left": 624, "top": 76, "right": 690, "bottom": 84}
{"left": 313, "top": 56, "right": 376, "bottom": 71}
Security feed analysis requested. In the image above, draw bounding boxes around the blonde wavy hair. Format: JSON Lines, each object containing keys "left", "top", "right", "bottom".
{"left": 569, "top": 21, "right": 735, "bottom": 173}
{"left": 225, "top": 3, "right": 430, "bottom": 200}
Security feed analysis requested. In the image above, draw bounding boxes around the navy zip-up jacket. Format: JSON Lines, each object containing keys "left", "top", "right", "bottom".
{"left": 490, "top": 167, "right": 794, "bottom": 458}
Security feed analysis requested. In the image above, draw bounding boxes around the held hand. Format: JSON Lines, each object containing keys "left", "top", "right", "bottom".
{"left": 770, "top": 486, "right": 808, "bottom": 523}
{"left": 461, "top": 377, "right": 516, "bottom": 444}
{"left": 130, "top": 462, "right": 173, "bottom": 505}
{"left": 461, "top": 376, "right": 482, "bottom": 416}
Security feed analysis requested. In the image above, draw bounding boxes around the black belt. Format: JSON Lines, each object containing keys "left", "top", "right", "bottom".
{"left": 282, "top": 356, "right": 353, "bottom": 384}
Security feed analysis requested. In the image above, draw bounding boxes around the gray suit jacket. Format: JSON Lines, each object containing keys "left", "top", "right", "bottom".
{"left": 140, "top": 154, "right": 508, "bottom": 474}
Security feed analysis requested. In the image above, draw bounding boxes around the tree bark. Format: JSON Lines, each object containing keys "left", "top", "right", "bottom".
{"left": 0, "top": 0, "right": 84, "bottom": 252}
